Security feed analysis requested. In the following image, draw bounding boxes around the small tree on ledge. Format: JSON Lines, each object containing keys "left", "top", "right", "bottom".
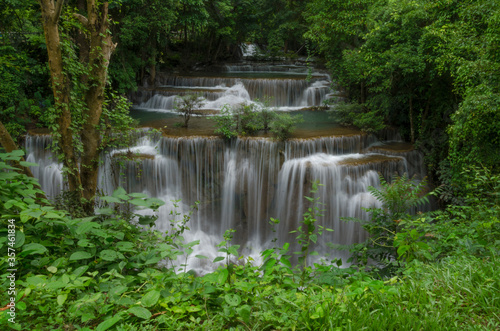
{"left": 175, "top": 94, "right": 205, "bottom": 127}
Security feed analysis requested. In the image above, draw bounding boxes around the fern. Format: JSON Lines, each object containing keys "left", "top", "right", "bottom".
{"left": 368, "top": 174, "right": 429, "bottom": 219}
{"left": 345, "top": 174, "right": 435, "bottom": 270}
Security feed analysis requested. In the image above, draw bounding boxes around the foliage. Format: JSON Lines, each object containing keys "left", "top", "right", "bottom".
{"left": 233, "top": 104, "right": 264, "bottom": 135}
{"left": 0, "top": 1, "right": 51, "bottom": 142}
{"left": 345, "top": 174, "right": 433, "bottom": 268}
{"left": 212, "top": 105, "right": 239, "bottom": 140}
{"left": 212, "top": 105, "right": 302, "bottom": 141}
{"left": 305, "top": 0, "right": 500, "bottom": 193}
{"left": 329, "top": 102, "right": 386, "bottom": 133}
{"left": 289, "top": 181, "right": 333, "bottom": 283}
{"left": 174, "top": 94, "right": 204, "bottom": 128}
{"left": 269, "top": 112, "right": 303, "bottom": 141}
{"left": 0, "top": 152, "right": 499, "bottom": 329}
{"left": 447, "top": 85, "right": 500, "bottom": 180}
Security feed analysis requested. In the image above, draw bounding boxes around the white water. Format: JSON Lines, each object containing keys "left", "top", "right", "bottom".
{"left": 25, "top": 131, "right": 425, "bottom": 274}
{"left": 133, "top": 63, "right": 335, "bottom": 111}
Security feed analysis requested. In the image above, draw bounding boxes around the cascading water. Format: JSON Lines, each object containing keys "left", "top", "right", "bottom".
{"left": 132, "top": 63, "right": 333, "bottom": 111}
{"left": 25, "top": 62, "right": 428, "bottom": 273}
{"left": 26, "top": 131, "right": 421, "bottom": 273}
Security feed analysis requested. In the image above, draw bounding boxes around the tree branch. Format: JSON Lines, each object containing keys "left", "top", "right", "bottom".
{"left": 73, "top": 13, "right": 89, "bottom": 28}
{"left": 54, "top": 0, "right": 65, "bottom": 21}
{"left": 100, "top": 2, "right": 110, "bottom": 34}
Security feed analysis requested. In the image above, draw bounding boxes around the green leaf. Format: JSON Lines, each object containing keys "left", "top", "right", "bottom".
{"left": 129, "top": 198, "right": 150, "bottom": 207}
{"left": 22, "top": 243, "right": 48, "bottom": 255}
{"left": 96, "top": 207, "right": 114, "bottom": 215}
{"left": 280, "top": 256, "right": 292, "bottom": 269}
{"left": 128, "top": 306, "right": 152, "bottom": 319}
{"left": 57, "top": 293, "right": 68, "bottom": 306}
{"left": 99, "top": 196, "right": 122, "bottom": 203}
{"left": 142, "top": 290, "right": 160, "bottom": 307}
{"left": 96, "top": 314, "right": 122, "bottom": 331}
{"left": 397, "top": 245, "right": 410, "bottom": 257}
{"left": 72, "top": 266, "right": 89, "bottom": 277}
{"left": 14, "top": 231, "right": 25, "bottom": 248}
{"left": 128, "top": 193, "right": 148, "bottom": 198}
{"left": 116, "top": 241, "right": 135, "bottom": 252}
{"left": 237, "top": 305, "right": 251, "bottom": 323}
{"left": 76, "top": 222, "right": 100, "bottom": 235}
{"left": 224, "top": 293, "right": 241, "bottom": 307}
{"left": 47, "top": 266, "right": 57, "bottom": 273}
{"left": 99, "top": 250, "right": 118, "bottom": 261}
{"left": 213, "top": 256, "right": 225, "bottom": 263}
{"left": 217, "top": 268, "right": 229, "bottom": 285}
{"left": 70, "top": 251, "right": 93, "bottom": 260}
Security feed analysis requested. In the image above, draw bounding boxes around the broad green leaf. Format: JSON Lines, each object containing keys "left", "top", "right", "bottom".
{"left": 96, "top": 207, "right": 114, "bottom": 215}
{"left": 99, "top": 250, "right": 118, "bottom": 261}
{"left": 128, "top": 306, "right": 151, "bottom": 319}
{"left": 72, "top": 266, "right": 89, "bottom": 277}
{"left": 14, "top": 231, "right": 25, "bottom": 248}
{"left": 128, "top": 193, "right": 148, "bottom": 198}
{"left": 116, "top": 241, "right": 135, "bottom": 252}
{"left": 22, "top": 243, "right": 48, "bottom": 255}
{"left": 70, "top": 251, "right": 93, "bottom": 260}
{"left": 109, "top": 285, "right": 127, "bottom": 297}
{"left": 224, "top": 293, "right": 241, "bottom": 307}
{"left": 99, "top": 196, "right": 122, "bottom": 203}
{"left": 96, "top": 314, "right": 122, "bottom": 331}
{"left": 217, "top": 268, "right": 228, "bottom": 285}
{"left": 280, "top": 256, "right": 292, "bottom": 269}
{"left": 76, "top": 222, "right": 100, "bottom": 235}
{"left": 213, "top": 256, "right": 225, "bottom": 263}
{"left": 142, "top": 290, "right": 160, "bottom": 307}
{"left": 261, "top": 258, "right": 277, "bottom": 275}
{"left": 57, "top": 293, "right": 68, "bottom": 306}
{"left": 397, "top": 245, "right": 410, "bottom": 257}
{"left": 129, "top": 198, "right": 150, "bottom": 207}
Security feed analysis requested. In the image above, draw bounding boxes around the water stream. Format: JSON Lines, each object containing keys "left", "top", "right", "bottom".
{"left": 26, "top": 62, "right": 427, "bottom": 273}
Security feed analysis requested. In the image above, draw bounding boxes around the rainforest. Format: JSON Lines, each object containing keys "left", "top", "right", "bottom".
{"left": 0, "top": 0, "right": 499, "bottom": 330}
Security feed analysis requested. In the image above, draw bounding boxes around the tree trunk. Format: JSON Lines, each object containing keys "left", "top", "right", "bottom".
{"left": 39, "top": 0, "right": 116, "bottom": 213}
{"left": 78, "top": 0, "right": 116, "bottom": 211}
{"left": 39, "top": 0, "right": 82, "bottom": 194}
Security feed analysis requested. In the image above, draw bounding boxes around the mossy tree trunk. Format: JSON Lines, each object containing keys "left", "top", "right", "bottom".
{"left": 38, "top": 0, "right": 116, "bottom": 213}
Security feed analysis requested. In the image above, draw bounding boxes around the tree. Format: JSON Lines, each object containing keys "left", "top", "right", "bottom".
{"left": 38, "top": 0, "right": 132, "bottom": 212}
{"left": 175, "top": 94, "right": 204, "bottom": 127}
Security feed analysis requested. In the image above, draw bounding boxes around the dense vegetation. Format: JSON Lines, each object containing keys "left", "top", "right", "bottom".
{"left": 0, "top": 0, "right": 499, "bottom": 329}
{"left": 0, "top": 151, "right": 498, "bottom": 330}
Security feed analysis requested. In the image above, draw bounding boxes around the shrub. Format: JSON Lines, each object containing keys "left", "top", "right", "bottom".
{"left": 212, "top": 105, "right": 238, "bottom": 140}
{"left": 270, "top": 112, "right": 303, "bottom": 141}
{"left": 175, "top": 94, "right": 204, "bottom": 127}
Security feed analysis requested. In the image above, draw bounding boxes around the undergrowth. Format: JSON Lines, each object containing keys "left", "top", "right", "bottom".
{"left": 0, "top": 151, "right": 498, "bottom": 330}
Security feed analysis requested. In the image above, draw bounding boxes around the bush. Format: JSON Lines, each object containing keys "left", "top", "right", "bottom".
{"left": 212, "top": 105, "right": 238, "bottom": 140}
{"left": 234, "top": 104, "right": 263, "bottom": 135}
{"left": 329, "top": 102, "right": 386, "bottom": 133}
{"left": 345, "top": 174, "right": 433, "bottom": 268}
{"left": 270, "top": 112, "right": 303, "bottom": 141}
{"left": 175, "top": 94, "right": 204, "bottom": 127}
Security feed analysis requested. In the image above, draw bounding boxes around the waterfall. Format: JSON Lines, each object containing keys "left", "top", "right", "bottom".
{"left": 131, "top": 62, "right": 333, "bottom": 110}
{"left": 25, "top": 129, "right": 424, "bottom": 273}
{"left": 25, "top": 134, "right": 64, "bottom": 199}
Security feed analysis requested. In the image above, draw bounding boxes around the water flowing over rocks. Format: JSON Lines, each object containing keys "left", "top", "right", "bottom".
{"left": 26, "top": 62, "right": 429, "bottom": 273}
{"left": 26, "top": 131, "right": 425, "bottom": 273}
